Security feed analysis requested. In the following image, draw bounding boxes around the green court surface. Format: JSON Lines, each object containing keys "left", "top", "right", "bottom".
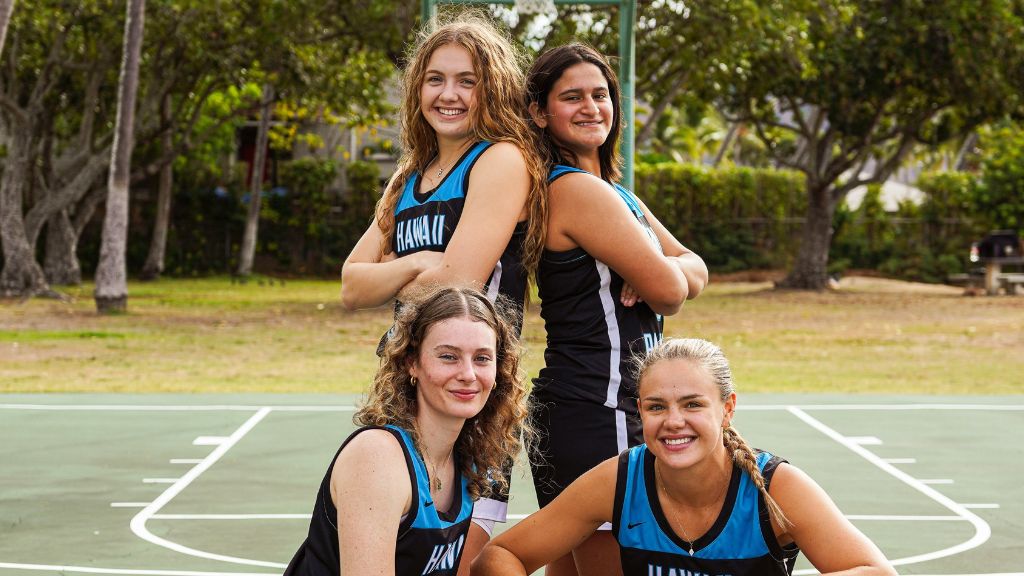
{"left": 1, "top": 394, "right": 1022, "bottom": 576}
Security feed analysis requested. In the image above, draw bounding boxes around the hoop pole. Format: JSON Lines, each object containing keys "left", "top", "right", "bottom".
{"left": 423, "top": 0, "right": 636, "bottom": 187}
{"left": 618, "top": 0, "right": 635, "bottom": 189}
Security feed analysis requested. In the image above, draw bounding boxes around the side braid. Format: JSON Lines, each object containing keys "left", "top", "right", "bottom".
{"left": 724, "top": 426, "right": 791, "bottom": 530}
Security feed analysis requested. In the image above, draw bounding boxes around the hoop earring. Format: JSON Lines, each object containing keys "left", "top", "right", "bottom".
{"left": 410, "top": 376, "right": 418, "bottom": 387}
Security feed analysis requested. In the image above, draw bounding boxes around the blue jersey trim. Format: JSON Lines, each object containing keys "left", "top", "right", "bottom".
{"left": 548, "top": 164, "right": 586, "bottom": 183}
{"left": 386, "top": 425, "right": 474, "bottom": 530}
{"left": 395, "top": 142, "right": 492, "bottom": 213}
{"left": 547, "top": 165, "right": 645, "bottom": 220}
{"left": 617, "top": 445, "right": 773, "bottom": 560}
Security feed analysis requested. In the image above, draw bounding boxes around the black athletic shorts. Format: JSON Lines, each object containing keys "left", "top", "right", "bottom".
{"left": 529, "top": 391, "right": 643, "bottom": 508}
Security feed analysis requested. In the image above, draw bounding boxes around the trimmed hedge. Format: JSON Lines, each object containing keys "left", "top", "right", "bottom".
{"left": 66, "top": 158, "right": 992, "bottom": 281}
{"left": 634, "top": 163, "right": 806, "bottom": 272}
{"left": 636, "top": 163, "right": 986, "bottom": 282}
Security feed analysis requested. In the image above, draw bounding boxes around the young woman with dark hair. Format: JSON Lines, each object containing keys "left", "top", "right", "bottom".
{"left": 523, "top": 42, "right": 709, "bottom": 576}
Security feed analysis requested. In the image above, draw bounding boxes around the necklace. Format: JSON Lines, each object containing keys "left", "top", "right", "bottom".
{"left": 427, "top": 141, "right": 473, "bottom": 183}
{"left": 424, "top": 446, "right": 454, "bottom": 492}
{"left": 655, "top": 462, "right": 729, "bottom": 556}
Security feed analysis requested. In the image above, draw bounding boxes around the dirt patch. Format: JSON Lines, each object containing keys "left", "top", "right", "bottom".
{"left": 711, "top": 269, "right": 787, "bottom": 283}
{"left": 836, "top": 275, "right": 965, "bottom": 295}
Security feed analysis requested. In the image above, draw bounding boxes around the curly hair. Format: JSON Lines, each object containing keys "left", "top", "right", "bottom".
{"left": 374, "top": 11, "right": 549, "bottom": 277}
{"left": 633, "top": 338, "right": 791, "bottom": 529}
{"left": 354, "top": 286, "right": 534, "bottom": 500}
{"left": 526, "top": 42, "right": 623, "bottom": 183}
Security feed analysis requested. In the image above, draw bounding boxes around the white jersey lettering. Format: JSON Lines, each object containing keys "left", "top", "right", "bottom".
{"left": 421, "top": 534, "right": 465, "bottom": 575}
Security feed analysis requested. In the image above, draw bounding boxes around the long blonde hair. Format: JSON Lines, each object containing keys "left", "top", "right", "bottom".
{"left": 354, "top": 287, "right": 534, "bottom": 499}
{"left": 634, "top": 338, "right": 792, "bottom": 529}
{"left": 374, "top": 12, "right": 548, "bottom": 276}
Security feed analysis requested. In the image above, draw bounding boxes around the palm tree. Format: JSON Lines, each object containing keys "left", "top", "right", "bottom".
{"left": 0, "top": 0, "right": 15, "bottom": 58}
{"left": 94, "top": 0, "right": 145, "bottom": 313}
{"left": 236, "top": 82, "right": 275, "bottom": 278}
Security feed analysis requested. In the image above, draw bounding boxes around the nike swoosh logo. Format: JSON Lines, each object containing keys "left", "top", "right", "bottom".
{"left": 627, "top": 521, "right": 644, "bottom": 529}
{"left": 425, "top": 501, "right": 434, "bottom": 508}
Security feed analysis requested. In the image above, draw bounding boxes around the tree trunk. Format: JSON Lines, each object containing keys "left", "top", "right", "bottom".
{"left": 236, "top": 82, "right": 274, "bottom": 277}
{"left": 43, "top": 210, "right": 81, "bottom": 286}
{"left": 0, "top": 134, "right": 49, "bottom": 296}
{"left": 636, "top": 70, "right": 689, "bottom": 149}
{"left": 777, "top": 181, "right": 833, "bottom": 290}
{"left": 73, "top": 187, "right": 106, "bottom": 237}
{"left": 0, "top": 0, "right": 15, "bottom": 58}
{"left": 141, "top": 94, "right": 173, "bottom": 281}
{"left": 711, "top": 123, "right": 740, "bottom": 167}
{"left": 953, "top": 132, "right": 978, "bottom": 171}
{"left": 24, "top": 148, "right": 111, "bottom": 251}
{"left": 95, "top": 0, "right": 145, "bottom": 313}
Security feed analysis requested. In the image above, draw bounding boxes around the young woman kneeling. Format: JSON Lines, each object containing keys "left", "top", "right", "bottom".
{"left": 286, "top": 287, "right": 532, "bottom": 576}
{"left": 474, "top": 338, "right": 896, "bottom": 576}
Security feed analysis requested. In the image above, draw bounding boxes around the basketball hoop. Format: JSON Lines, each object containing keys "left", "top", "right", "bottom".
{"left": 514, "top": 0, "right": 556, "bottom": 15}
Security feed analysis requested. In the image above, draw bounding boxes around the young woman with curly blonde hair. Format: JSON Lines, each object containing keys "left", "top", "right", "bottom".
{"left": 286, "top": 287, "right": 534, "bottom": 576}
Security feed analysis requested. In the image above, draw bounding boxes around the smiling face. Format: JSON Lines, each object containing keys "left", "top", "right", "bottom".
{"left": 531, "top": 62, "right": 614, "bottom": 165}
{"left": 637, "top": 358, "right": 736, "bottom": 470}
{"left": 409, "top": 315, "right": 497, "bottom": 425}
{"left": 419, "top": 43, "right": 478, "bottom": 146}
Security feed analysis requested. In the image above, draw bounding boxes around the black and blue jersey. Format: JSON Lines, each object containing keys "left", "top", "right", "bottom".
{"left": 284, "top": 425, "right": 473, "bottom": 576}
{"left": 534, "top": 165, "right": 663, "bottom": 421}
{"left": 392, "top": 141, "right": 528, "bottom": 329}
{"left": 613, "top": 445, "right": 800, "bottom": 575}
{"left": 529, "top": 165, "right": 666, "bottom": 507}
{"left": 381, "top": 141, "right": 527, "bottom": 519}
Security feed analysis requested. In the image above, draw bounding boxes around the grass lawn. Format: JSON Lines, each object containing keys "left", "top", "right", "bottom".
{"left": 1, "top": 275, "right": 1022, "bottom": 394}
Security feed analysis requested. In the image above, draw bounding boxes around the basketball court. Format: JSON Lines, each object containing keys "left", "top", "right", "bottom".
{"left": 2, "top": 394, "right": 1021, "bottom": 575}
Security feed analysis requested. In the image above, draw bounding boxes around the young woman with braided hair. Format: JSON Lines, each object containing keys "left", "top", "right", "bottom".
{"left": 474, "top": 338, "right": 896, "bottom": 576}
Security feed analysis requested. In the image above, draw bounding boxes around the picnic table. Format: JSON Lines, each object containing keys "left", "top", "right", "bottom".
{"left": 980, "top": 256, "right": 1024, "bottom": 295}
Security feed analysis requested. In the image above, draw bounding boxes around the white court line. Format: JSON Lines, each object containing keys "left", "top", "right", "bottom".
{"left": 0, "top": 404, "right": 356, "bottom": 411}
{"left": 788, "top": 407, "right": 992, "bottom": 573}
{"left": 848, "top": 436, "right": 882, "bottom": 445}
{"left": 170, "top": 459, "right": 203, "bottom": 464}
{"left": 193, "top": 436, "right": 227, "bottom": 446}
{"left": 143, "top": 478, "right": 179, "bottom": 484}
{"left": 741, "top": 404, "right": 1024, "bottom": 411}
{"left": 152, "top": 514, "right": 311, "bottom": 520}
{"left": 2, "top": 402, "right": 1023, "bottom": 412}
{"left": 963, "top": 503, "right": 1001, "bottom": 509}
{"left": 920, "top": 479, "right": 955, "bottom": 485}
{"left": 111, "top": 502, "right": 150, "bottom": 508}
{"left": 0, "top": 564, "right": 275, "bottom": 576}
{"left": 846, "top": 515, "right": 962, "bottom": 521}
{"left": 883, "top": 458, "right": 917, "bottom": 464}
{"left": 129, "top": 408, "right": 286, "bottom": 569}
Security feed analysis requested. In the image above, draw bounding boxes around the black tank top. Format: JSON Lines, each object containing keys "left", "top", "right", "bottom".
{"left": 392, "top": 141, "right": 527, "bottom": 331}
{"left": 284, "top": 425, "right": 473, "bottom": 576}
{"left": 534, "top": 165, "right": 664, "bottom": 412}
